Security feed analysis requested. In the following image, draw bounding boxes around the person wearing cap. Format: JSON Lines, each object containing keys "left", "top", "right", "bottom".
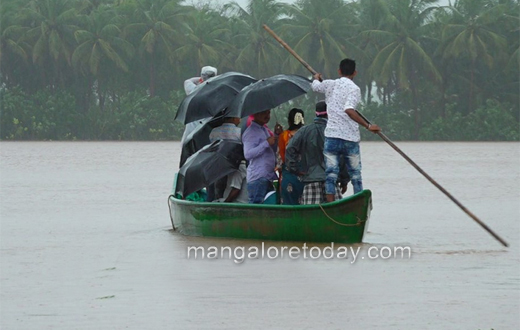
{"left": 285, "top": 101, "right": 349, "bottom": 204}
{"left": 312, "top": 58, "right": 381, "bottom": 202}
{"left": 183, "top": 66, "right": 218, "bottom": 95}
{"left": 180, "top": 65, "right": 218, "bottom": 162}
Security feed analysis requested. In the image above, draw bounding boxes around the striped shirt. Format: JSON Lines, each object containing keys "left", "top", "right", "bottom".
{"left": 209, "top": 123, "right": 241, "bottom": 143}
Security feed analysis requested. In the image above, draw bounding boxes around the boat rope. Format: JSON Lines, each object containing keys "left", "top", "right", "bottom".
{"left": 318, "top": 203, "right": 366, "bottom": 227}
{"left": 167, "top": 195, "right": 176, "bottom": 231}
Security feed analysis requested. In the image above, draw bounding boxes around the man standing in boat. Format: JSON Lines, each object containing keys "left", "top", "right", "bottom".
{"left": 285, "top": 101, "right": 349, "bottom": 204}
{"left": 242, "top": 110, "right": 283, "bottom": 203}
{"left": 311, "top": 58, "right": 381, "bottom": 202}
{"left": 180, "top": 66, "right": 218, "bottom": 150}
{"left": 183, "top": 66, "right": 217, "bottom": 95}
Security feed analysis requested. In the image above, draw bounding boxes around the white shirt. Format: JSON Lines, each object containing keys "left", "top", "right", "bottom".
{"left": 184, "top": 77, "right": 202, "bottom": 95}
{"left": 222, "top": 162, "right": 248, "bottom": 203}
{"left": 311, "top": 77, "right": 362, "bottom": 142}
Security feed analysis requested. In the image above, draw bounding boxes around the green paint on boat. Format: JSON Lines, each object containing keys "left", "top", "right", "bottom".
{"left": 168, "top": 174, "right": 372, "bottom": 244}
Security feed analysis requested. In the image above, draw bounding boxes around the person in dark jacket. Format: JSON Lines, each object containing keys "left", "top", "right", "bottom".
{"left": 285, "top": 101, "right": 349, "bottom": 204}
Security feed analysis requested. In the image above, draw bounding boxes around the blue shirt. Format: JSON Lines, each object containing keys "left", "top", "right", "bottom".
{"left": 242, "top": 121, "right": 277, "bottom": 182}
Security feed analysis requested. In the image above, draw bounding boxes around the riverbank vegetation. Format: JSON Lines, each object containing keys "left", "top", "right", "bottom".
{"left": 1, "top": 0, "right": 518, "bottom": 141}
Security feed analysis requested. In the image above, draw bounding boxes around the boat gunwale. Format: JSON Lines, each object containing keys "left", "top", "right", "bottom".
{"left": 170, "top": 173, "right": 371, "bottom": 211}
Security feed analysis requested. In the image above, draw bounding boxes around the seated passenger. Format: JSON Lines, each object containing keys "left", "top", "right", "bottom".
{"left": 209, "top": 117, "right": 247, "bottom": 202}
{"left": 215, "top": 161, "right": 248, "bottom": 203}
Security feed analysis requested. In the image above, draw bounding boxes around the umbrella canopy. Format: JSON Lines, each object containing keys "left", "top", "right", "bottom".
{"left": 179, "top": 113, "right": 226, "bottom": 167}
{"left": 176, "top": 140, "right": 245, "bottom": 198}
{"left": 226, "top": 74, "right": 311, "bottom": 118}
{"left": 175, "top": 72, "right": 257, "bottom": 124}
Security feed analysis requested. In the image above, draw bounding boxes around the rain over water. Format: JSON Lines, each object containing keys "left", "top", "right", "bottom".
{"left": 1, "top": 141, "right": 519, "bottom": 329}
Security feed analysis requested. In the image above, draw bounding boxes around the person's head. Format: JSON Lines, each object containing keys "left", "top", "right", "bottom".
{"left": 200, "top": 66, "right": 217, "bottom": 81}
{"left": 224, "top": 117, "right": 240, "bottom": 126}
{"left": 315, "top": 100, "right": 327, "bottom": 118}
{"left": 287, "top": 108, "right": 305, "bottom": 131}
{"left": 339, "top": 58, "right": 356, "bottom": 77}
{"left": 253, "top": 109, "right": 271, "bottom": 126}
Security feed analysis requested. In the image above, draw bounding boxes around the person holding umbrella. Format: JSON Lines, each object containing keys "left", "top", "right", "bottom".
{"left": 311, "top": 58, "right": 381, "bottom": 202}
{"left": 183, "top": 66, "right": 218, "bottom": 95}
{"left": 242, "top": 109, "right": 283, "bottom": 204}
{"left": 180, "top": 65, "right": 218, "bottom": 159}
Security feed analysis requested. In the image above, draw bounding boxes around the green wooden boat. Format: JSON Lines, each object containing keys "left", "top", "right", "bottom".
{"left": 168, "top": 174, "right": 372, "bottom": 243}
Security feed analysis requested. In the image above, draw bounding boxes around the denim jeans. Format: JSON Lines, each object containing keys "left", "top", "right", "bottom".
{"left": 324, "top": 137, "right": 363, "bottom": 194}
{"left": 247, "top": 178, "right": 274, "bottom": 204}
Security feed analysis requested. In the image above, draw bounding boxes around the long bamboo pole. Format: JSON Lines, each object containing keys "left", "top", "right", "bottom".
{"left": 263, "top": 24, "right": 509, "bottom": 248}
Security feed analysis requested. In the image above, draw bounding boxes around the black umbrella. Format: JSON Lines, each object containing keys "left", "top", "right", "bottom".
{"left": 179, "top": 113, "right": 227, "bottom": 167}
{"left": 176, "top": 140, "right": 245, "bottom": 198}
{"left": 226, "top": 74, "right": 311, "bottom": 118}
{"left": 175, "top": 72, "right": 257, "bottom": 124}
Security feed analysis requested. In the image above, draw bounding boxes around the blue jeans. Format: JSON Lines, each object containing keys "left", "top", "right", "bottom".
{"left": 324, "top": 137, "right": 363, "bottom": 194}
{"left": 247, "top": 178, "right": 274, "bottom": 204}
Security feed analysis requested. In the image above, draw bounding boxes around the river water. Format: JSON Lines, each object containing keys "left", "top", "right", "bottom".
{"left": 1, "top": 141, "right": 519, "bottom": 329}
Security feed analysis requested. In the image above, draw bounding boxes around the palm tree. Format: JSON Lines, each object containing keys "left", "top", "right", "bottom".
{"left": 223, "top": 0, "right": 288, "bottom": 78}
{"left": 19, "top": 0, "right": 80, "bottom": 88}
{"left": 280, "top": 0, "right": 363, "bottom": 78}
{"left": 75, "top": 0, "right": 113, "bottom": 15}
{"left": 124, "top": 0, "right": 185, "bottom": 97}
{"left": 360, "top": 0, "right": 442, "bottom": 138}
{"left": 0, "top": 2, "right": 31, "bottom": 88}
{"left": 72, "top": 8, "right": 134, "bottom": 108}
{"left": 356, "top": 0, "right": 397, "bottom": 104}
{"left": 173, "top": 5, "right": 234, "bottom": 77}
{"left": 438, "top": 0, "right": 510, "bottom": 113}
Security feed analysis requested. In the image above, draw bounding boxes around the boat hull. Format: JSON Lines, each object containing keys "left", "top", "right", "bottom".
{"left": 168, "top": 176, "right": 372, "bottom": 243}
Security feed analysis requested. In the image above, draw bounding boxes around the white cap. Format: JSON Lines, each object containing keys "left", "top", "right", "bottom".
{"left": 200, "top": 66, "right": 217, "bottom": 80}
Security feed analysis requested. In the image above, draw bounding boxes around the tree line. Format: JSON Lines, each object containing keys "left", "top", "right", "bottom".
{"left": 1, "top": 0, "right": 518, "bottom": 141}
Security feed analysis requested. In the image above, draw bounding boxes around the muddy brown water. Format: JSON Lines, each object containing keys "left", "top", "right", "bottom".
{"left": 1, "top": 141, "right": 518, "bottom": 329}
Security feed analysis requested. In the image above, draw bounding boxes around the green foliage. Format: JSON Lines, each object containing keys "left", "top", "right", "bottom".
{"left": 0, "top": 0, "right": 518, "bottom": 141}
{"left": 421, "top": 100, "right": 520, "bottom": 141}
{"left": 1, "top": 86, "right": 80, "bottom": 140}
{"left": 359, "top": 102, "right": 416, "bottom": 141}
{"left": 0, "top": 87, "right": 185, "bottom": 140}
{"left": 106, "top": 91, "right": 178, "bottom": 140}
